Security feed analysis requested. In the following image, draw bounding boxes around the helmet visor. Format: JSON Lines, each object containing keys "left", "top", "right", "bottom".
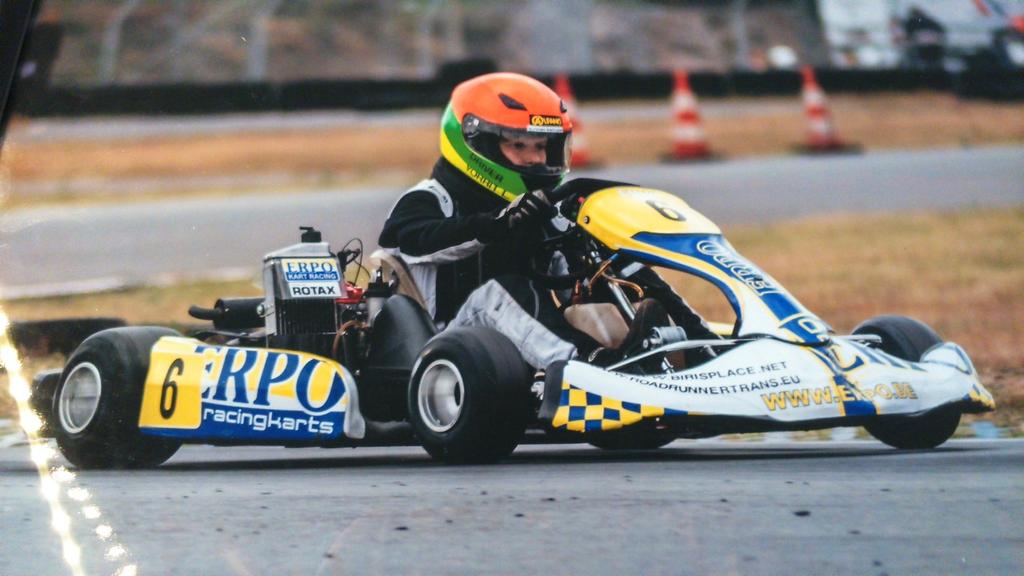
{"left": 462, "top": 114, "right": 572, "bottom": 176}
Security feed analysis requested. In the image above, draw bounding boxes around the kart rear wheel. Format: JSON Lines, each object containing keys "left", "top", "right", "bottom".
{"left": 853, "top": 315, "right": 961, "bottom": 449}
{"left": 408, "top": 327, "right": 531, "bottom": 464}
{"left": 53, "top": 327, "right": 182, "bottom": 469}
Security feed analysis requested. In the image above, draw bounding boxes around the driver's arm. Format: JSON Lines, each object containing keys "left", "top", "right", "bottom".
{"left": 379, "top": 191, "right": 495, "bottom": 260}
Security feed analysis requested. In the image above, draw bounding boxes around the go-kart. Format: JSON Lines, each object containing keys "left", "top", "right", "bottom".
{"left": 29, "top": 179, "right": 995, "bottom": 468}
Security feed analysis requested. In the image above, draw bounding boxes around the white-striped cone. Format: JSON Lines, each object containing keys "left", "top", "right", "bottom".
{"left": 554, "top": 74, "right": 597, "bottom": 168}
{"left": 801, "top": 66, "right": 845, "bottom": 151}
{"left": 667, "top": 69, "right": 712, "bottom": 160}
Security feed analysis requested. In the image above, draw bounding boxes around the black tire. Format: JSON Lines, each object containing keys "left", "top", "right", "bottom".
{"left": 588, "top": 426, "right": 676, "bottom": 451}
{"left": 853, "top": 315, "right": 961, "bottom": 449}
{"left": 408, "top": 327, "right": 531, "bottom": 464}
{"left": 10, "top": 317, "right": 127, "bottom": 356}
{"left": 52, "top": 327, "right": 182, "bottom": 469}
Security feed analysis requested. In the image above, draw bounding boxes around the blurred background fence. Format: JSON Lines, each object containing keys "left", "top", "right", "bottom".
{"left": 13, "top": 0, "right": 1024, "bottom": 116}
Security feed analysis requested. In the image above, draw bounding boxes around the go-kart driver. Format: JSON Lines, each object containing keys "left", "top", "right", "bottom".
{"left": 379, "top": 72, "right": 717, "bottom": 370}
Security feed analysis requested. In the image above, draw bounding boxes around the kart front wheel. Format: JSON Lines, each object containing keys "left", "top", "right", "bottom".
{"left": 853, "top": 315, "right": 960, "bottom": 449}
{"left": 408, "top": 327, "right": 531, "bottom": 464}
{"left": 53, "top": 327, "right": 182, "bottom": 469}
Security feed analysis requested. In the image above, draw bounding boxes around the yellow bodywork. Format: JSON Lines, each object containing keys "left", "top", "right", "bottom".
{"left": 575, "top": 185, "right": 825, "bottom": 344}
{"left": 577, "top": 186, "right": 720, "bottom": 251}
{"left": 138, "top": 337, "right": 206, "bottom": 429}
{"left": 139, "top": 337, "right": 348, "bottom": 431}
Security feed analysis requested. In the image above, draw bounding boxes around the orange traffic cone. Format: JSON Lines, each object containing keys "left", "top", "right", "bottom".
{"left": 796, "top": 66, "right": 860, "bottom": 154}
{"left": 664, "top": 69, "right": 714, "bottom": 161}
{"left": 553, "top": 74, "right": 598, "bottom": 168}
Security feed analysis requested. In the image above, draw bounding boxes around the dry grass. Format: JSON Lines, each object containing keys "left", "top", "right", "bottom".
{"left": 1, "top": 279, "right": 262, "bottom": 325}
{"left": 2, "top": 207, "right": 1021, "bottom": 426}
{"left": 597, "top": 92, "right": 1024, "bottom": 161}
{"left": 3, "top": 92, "right": 1022, "bottom": 209}
{"left": 5, "top": 123, "right": 438, "bottom": 184}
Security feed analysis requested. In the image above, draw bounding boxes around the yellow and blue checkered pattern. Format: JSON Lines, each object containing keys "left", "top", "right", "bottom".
{"left": 551, "top": 381, "right": 684, "bottom": 432}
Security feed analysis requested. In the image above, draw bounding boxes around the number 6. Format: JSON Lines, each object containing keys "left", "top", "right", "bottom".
{"left": 646, "top": 199, "right": 685, "bottom": 221}
{"left": 160, "top": 359, "right": 184, "bottom": 419}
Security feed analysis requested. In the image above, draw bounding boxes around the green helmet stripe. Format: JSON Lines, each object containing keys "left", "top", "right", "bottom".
{"left": 440, "top": 105, "right": 528, "bottom": 201}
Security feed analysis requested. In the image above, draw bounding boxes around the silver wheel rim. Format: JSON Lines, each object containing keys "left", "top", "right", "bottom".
{"left": 58, "top": 362, "right": 102, "bottom": 434}
{"left": 417, "top": 359, "right": 464, "bottom": 433}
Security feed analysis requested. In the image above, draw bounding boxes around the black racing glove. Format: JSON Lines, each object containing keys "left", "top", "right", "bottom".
{"left": 474, "top": 191, "right": 556, "bottom": 243}
{"left": 506, "top": 190, "right": 556, "bottom": 228}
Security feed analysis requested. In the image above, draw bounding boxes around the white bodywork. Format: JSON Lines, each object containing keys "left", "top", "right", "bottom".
{"left": 557, "top": 338, "right": 994, "bottom": 426}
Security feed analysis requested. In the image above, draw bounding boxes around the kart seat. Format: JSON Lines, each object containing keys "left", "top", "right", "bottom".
{"left": 369, "top": 249, "right": 429, "bottom": 312}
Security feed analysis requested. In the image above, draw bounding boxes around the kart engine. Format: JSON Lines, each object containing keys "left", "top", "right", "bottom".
{"left": 189, "top": 227, "right": 429, "bottom": 422}
{"left": 261, "top": 227, "right": 343, "bottom": 357}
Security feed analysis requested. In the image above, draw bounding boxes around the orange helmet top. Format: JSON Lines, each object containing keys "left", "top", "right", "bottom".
{"left": 450, "top": 72, "right": 572, "bottom": 133}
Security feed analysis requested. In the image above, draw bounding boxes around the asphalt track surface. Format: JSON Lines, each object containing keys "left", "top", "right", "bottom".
{"left": 0, "top": 440, "right": 1021, "bottom": 576}
{"left": 1, "top": 146, "right": 1022, "bottom": 298}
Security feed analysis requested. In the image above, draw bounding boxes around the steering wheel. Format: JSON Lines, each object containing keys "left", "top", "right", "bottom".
{"left": 528, "top": 178, "right": 639, "bottom": 289}
{"left": 525, "top": 229, "right": 581, "bottom": 290}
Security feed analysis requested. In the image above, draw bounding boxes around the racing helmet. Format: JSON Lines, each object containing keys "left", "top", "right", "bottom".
{"left": 440, "top": 72, "right": 573, "bottom": 202}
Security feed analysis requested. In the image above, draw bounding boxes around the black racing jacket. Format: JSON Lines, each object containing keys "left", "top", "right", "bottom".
{"left": 379, "top": 158, "right": 539, "bottom": 323}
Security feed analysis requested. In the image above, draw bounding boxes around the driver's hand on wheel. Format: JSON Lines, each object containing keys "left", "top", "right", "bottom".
{"left": 506, "top": 190, "right": 556, "bottom": 228}
{"left": 475, "top": 190, "right": 555, "bottom": 243}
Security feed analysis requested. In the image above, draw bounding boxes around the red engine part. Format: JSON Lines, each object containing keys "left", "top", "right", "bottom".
{"left": 336, "top": 282, "right": 364, "bottom": 304}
